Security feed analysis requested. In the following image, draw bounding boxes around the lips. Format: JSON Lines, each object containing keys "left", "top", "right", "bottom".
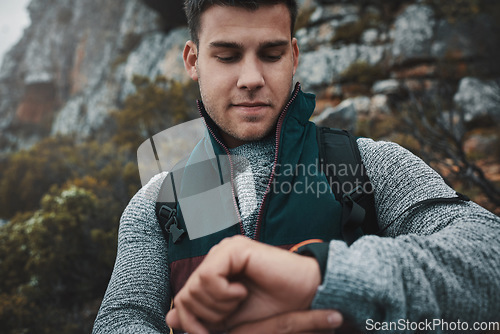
{"left": 232, "top": 102, "right": 270, "bottom": 108}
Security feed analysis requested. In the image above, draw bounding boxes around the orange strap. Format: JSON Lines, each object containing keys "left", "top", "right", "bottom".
{"left": 289, "top": 239, "right": 324, "bottom": 253}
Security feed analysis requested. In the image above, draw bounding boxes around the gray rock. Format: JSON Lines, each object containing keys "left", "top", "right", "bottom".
{"left": 352, "top": 96, "right": 371, "bottom": 114}
{"left": 361, "top": 28, "right": 379, "bottom": 45}
{"left": 296, "top": 44, "right": 386, "bottom": 92}
{"left": 51, "top": 96, "right": 86, "bottom": 136}
{"left": 52, "top": 81, "right": 121, "bottom": 138}
{"left": 296, "top": 48, "right": 337, "bottom": 89}
{"left": 309, "top": 6, "right": 325, "bottom": 24}
{"left": 391, "top": 4, "right": 436, "bottom": 65}
{"left": 120, "top": 28, "right": 190, "bottom": 101}
{"left": 309, "top": 4, "right": 360, "bottom": 24}
{"left": 453, "top": 77, "right": 500, "bottom": 122}
{"left": 296, "top": 21, "right": 337, "bottom": 52}
{"left": 297, "top": 4, "right": 361, "bottom": 52}
{"left": 312, "top": 99, "right": 358, "bottom": 132}
{"left": 370, "top": 94, "right": 391, "bottom": 115}
{"left": 372, "top": 79, "right": 401, "bottom": 95}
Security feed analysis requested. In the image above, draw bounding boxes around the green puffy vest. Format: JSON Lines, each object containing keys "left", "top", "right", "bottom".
{"left": 162, "top": 85, "right": 343, "bottom": 297}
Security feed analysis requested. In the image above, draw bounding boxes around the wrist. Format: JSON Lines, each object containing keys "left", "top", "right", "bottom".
{"left": 299, "top": 255, "right": 322, "bottom": 308}
{"left": 295, "top": 242, "right": 330, "bottom": 283}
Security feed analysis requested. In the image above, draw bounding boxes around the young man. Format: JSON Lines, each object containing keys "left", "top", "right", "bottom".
{"left": 93, "top": 1, "right": 500, "bottom": 333}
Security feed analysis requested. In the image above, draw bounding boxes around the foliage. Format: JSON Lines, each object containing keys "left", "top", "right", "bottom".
{"left": 0, "top": 137, "right": 77, "bottom": 218}
{"left": 0, "top": 185, "right": 117, "bottom": 333}
{"left": 111, "top": 75, "right": 199, "bottom": 149}
{"left": 0, "top": 137, "right": 138, "bottom": 219}
{"left": 0, "top": 71, "right": 198, "bottom": 333}
{"left": 0, "top": 139, "right": 135, "bottom": 333}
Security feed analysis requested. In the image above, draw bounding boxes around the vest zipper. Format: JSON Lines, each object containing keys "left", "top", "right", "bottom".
{"left": 253, "top": 83, "right": 301, "bottom": 240}
{"left": 198, "top": 103, "right": 245, "bottom": 234}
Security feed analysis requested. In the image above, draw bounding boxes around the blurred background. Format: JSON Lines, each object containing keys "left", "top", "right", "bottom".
{"left": 0, "top": 0, "right": 499, "bottom": 333}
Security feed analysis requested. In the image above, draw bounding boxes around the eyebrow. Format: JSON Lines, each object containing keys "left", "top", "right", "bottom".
{"left": 209, "top": 40, "right": 290, "bottom": 50}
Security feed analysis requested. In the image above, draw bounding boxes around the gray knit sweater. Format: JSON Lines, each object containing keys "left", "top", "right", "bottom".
{"left": 229, "top": 135, "right": 275, "bottom": 238}
{"left": 93, "top": 138, "right": 500, "bottom": 334}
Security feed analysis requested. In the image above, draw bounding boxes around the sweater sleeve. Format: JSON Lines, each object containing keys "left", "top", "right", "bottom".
{"left": 311, "top": 138, "right": 500, "bottom": 333}
{"left": 92, "top": 172, "right": 171, "bottom": 334}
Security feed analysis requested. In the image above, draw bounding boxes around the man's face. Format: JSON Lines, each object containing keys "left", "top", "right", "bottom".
{"left": 183, "top": 4, "right": 299, "bottom": 148}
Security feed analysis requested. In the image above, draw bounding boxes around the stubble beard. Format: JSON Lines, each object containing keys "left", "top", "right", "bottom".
{"left": 197, "top": 70, "right": 295, "bottom": 145}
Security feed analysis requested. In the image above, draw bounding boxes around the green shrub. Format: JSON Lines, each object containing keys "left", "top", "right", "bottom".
{"left": 0, "top": 185, "right": 117, "bottom": 333}
{"left": 111, "top": 75, "right": 198, "bottom": 148}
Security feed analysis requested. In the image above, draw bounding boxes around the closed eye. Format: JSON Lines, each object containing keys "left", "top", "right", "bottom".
{"left": 261, "top": 54, "right": 282, "bottom": 62}
{"left": 216, "top": 55, "right": 239, "bottom": 63}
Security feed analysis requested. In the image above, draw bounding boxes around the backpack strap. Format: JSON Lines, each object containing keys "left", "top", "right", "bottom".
{"left": 316, "top": 126, "right": 378, "bottom": 245}
{"left": 156, "top": 164, "right": 186, "bottom": 244}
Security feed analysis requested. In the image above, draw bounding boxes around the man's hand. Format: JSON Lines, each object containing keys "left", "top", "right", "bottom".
{"left": 166, "top": 235, "right": 323, "bottom": 333}
{"left": 229, "top": 309, "right": 343, "bottom": 334}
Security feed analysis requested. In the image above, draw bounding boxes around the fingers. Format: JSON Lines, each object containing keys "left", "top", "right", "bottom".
{"left": 166, "top": 307, "right": 209, "bottom": 334}
{"left": 197, "top": 269, "right": 249, "bottom": 306}
{"left": 192, "top": 284, "right": 247, "bottom": 316}
{"left": 229, "top": 310, "right": 343, "bottom": 334}
{"left": 166, "top": 249, "right": 249, "bottom": 332}
{"left": 165, "top": 309, "right": 180, "bottom": 330}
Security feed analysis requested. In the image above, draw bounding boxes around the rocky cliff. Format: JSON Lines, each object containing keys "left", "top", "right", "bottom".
{"left": 0, "top": 0, "right": 188, "bottom": 151}
{"left": 295, "top": 0, "right": 500, "bottom": 128}
{"left": 0, "top": 0, "right": 499, "bottom": 153}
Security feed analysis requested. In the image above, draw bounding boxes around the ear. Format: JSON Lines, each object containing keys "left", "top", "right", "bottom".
{"left": 183, "top": 40, "right": 199, "bottom": 81}
{"left": 291, "top": 37, "right": 299, "bottom": 76}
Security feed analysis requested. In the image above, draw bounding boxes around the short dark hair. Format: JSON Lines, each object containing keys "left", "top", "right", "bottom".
{"left": 184, "top": 0, "right": 298, "bottom": 45}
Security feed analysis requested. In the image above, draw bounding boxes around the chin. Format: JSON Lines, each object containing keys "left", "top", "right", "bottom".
{"left": 240, "top": 131, "right": 273, "bottom": 142}
{"left": 228, "top": 124, "right": 276, "bottom": 144}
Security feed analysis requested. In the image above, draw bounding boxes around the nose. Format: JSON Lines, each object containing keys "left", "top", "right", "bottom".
{"left": 237, "top": 56, "right": 265, "bottom": 91}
